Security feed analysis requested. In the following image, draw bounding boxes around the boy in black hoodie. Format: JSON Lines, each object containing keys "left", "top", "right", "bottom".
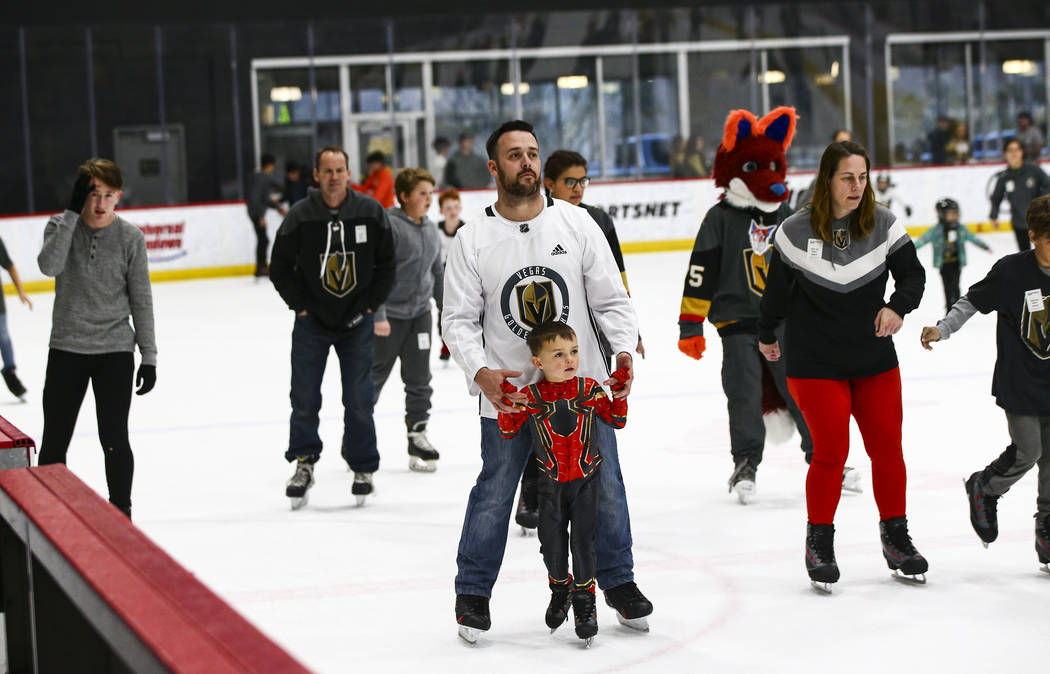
{"left": 270, "top": 146, "right": 396, "bottom": 508}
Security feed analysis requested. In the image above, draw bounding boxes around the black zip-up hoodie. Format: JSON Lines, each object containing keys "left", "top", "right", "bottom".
{"left": 270, "top": 187, "right": 395, "bottom": 331}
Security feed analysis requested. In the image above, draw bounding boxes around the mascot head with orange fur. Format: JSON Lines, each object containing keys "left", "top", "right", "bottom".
{"left": 713, "top": 106, "right": 798, "bottom": 213}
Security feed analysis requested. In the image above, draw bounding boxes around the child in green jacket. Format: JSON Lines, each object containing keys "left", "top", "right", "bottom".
{"left": 914, "top": 197, "right": 993, "bottom": 312}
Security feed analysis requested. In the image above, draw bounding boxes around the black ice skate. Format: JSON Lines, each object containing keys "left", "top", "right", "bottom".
{"left": 515, "top": 474, "right": 539, "bottom": 535}
{"left": 455, "top": 594, "right": 491, "bottom": 644}
{"left": 285, "top": 459, "right": 315, "bottom": 510}
{"left": 728, "top": 460, "right": 756, "bottom": 505}
{"left": 545, "top": 575, "right": 573, "bottom": 632}
{"left": 1036, "top": 514, "right": 1050, "bottom": 574}
{"left": 572, "top": 584, "right": 598, "bottom": 646}
{"left": 964, "top": 471, "right": 999, "bottom": 547}
{"left": 880, "top": 516, "right": 928, "bottom": 584}
{"left": 351, "top": 472, "right": 374, "bottom": 506}
{"left": 406, "top": 421, "right": 439, "bottom": 472}
{"left": 1, "top": 367, "right": 26, "bottom": 402}
{"left": 805, "top": 523, "right": 840, "bottom": 593}
{"left": 602, "top": 581, "right": 653, "bottom": 632}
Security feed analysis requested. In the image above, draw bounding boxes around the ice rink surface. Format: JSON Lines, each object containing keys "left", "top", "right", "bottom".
{"left": 3, "top": 229, "right": 1044, "bottom": 673}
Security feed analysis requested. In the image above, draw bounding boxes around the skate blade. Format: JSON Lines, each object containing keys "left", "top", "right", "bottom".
{"left": 810, "top": 581, "right": 834, "bottom": 594}
{"left": 457, "top": 626, "right": 483, "bottom": 645}
{"left": 733, "top": 480, "right": 755, "bottom": 505}
{"left": 582, "top": 636, "right": 594, "bottom": 648}
{"left": 408, "top": 457, "right": 438, "bottom": 473}
{"left": 981, "top": 541, "right": 989, "bottom": 549}
{"left": 288, "top": 494, "right": 309, "bottom": 510}
{"left": 841, "top": 471, "right": 863, "bottom": 493}
{"left": 519, "top": 526, "right": 536, "bottom": 537}
{"left": 614, "top": 614, "right": 650, "bottom": 632}
{"left": 891, "top": 570, "right": 927, "bottom": 585}
{"left": 1039, "top": 564, "right": 1049, "bottom": 575}
{"left": 355, "top": 495, "right": 368, "bottom": 507}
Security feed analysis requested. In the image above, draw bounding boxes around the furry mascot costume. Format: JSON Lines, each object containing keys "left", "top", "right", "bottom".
{"left": 677, "top": 107, "right": 827, "bottom": 504}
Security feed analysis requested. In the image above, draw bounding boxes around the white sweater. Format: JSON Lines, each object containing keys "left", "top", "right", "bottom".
{"left": 442, "top": 196, "right": 638, "bottom": 418}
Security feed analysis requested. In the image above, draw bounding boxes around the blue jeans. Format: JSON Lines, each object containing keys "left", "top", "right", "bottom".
{"left": 0, "top": 313, "right": 14, "bottom": 369}
{"left": 455, "top": 417, "right": 635, "bottom": 597}
{"left": 285, "top": 313, "right": 379, "bottom": 473}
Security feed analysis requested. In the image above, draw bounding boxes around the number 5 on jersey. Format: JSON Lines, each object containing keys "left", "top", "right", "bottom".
{"left": 688, "top": 264, "right": 705, "bottom": 287}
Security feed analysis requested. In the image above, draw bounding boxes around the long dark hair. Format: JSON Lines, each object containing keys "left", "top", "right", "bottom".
{"left": 809, "top": 140, "right": 876, "bottom": 242}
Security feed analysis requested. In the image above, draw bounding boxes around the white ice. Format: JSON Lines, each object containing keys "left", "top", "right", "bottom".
{"left": 3, "top": 230, "right": 1044, "bottom": 673}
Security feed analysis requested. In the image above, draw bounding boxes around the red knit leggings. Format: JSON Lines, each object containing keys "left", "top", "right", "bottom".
{"left": 787, "top": 367, "right": 906, "bottom": 525}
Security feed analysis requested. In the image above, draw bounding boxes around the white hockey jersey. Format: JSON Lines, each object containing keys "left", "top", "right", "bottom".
{"left": 442, "top": 195, "right": 639, "bottom": 418}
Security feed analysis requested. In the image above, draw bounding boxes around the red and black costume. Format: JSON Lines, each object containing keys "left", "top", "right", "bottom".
{"left": 499, "top": 373, "right": 627, "bottom": 589}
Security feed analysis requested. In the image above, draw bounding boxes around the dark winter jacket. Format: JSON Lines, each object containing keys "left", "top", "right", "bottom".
{"left": 270, "top": 187, "right": 395, "bottom": 331}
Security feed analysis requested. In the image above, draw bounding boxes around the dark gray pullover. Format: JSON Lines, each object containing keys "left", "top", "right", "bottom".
{"left": 37, "top": 211, "right": 157, "bottom": 365}
{"left": 375, "top": 207, "right": 443, "bottom": 322}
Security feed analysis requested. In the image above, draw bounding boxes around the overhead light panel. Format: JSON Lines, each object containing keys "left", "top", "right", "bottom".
{"left": 500, "top": 82, "right": 531, "bottom": 95}
{"left": 270, "top": 86, "right": 303, "bottom": 102}
{"left": 759, "top": 70, "right": 786, "bottom": 84}
{"left": 1002, "top": 60, "right": 1037, "bottom": 76}
{"left": 557, "top": 75, "right": 589, "bottom": 89}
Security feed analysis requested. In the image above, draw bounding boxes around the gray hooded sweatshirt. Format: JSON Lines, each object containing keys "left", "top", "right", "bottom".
{"left": 375, "top": 207, "right": 443, "bottom": 322}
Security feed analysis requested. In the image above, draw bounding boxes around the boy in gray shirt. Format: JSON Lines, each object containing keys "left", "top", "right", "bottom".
{"left": 37, "top": 158, "right": 157, "bottom": 519}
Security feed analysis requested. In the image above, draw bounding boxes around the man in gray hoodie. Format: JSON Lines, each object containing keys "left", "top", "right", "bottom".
{"left": 37, "top": 158, "right": 157, "bottom": 519}
{"left": 373, "top": 168, "right": 444, "bottom": 472}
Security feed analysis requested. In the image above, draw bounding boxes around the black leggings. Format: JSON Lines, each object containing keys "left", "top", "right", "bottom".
{"left": 39, "top": 349, "right": 135, "bottom": 515}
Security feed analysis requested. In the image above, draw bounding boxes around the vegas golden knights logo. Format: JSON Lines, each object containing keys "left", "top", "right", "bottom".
{"left": 832, "top": 227, "right": 850, "bottom": 250}
{"left": 1021, "top": 294, "right": 1050, "bottom": 360}
{"left": 742, "top": 248, "right": 771, "bottom": 296}
{"left": 321, "top": 252, "right": 357, "bottom": 298}
{"left": 516, "top": 280, "right": 556, "bottom": 328}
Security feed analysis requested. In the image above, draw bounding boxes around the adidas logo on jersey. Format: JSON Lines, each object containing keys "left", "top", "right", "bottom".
{"left": 550, "top": 244, "right": 567, "bottom": 256}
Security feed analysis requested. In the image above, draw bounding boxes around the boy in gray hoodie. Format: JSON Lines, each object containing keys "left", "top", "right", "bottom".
{"left": 373, "top": 168, "right": 444, "bottom": 472}
{"left": 37, "top": 158, "right": 157, "bottom": 519}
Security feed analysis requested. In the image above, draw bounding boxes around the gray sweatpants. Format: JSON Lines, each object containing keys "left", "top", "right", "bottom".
{"left": 982, "top": 413, "right": 1050, "bottom": 518}
{"left": 372, "top": 311, "right": 434, "bottom": 426}
{"left": 721, "top": 327, "right": 812, "bottom": 467}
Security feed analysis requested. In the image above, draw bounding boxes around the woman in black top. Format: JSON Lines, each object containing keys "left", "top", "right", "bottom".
{"left": 758, "top": 141, "right": 928, "bottom": 591}
{"left": 990, "top": 138, "right": 1050, "bottom": 251}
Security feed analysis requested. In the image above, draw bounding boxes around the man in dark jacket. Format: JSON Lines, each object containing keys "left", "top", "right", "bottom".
{"left": 247, "top": 153, "right": 286, "bottom": 277}
{"left": 269, "top": 145, "right": 396, "bottom": 509}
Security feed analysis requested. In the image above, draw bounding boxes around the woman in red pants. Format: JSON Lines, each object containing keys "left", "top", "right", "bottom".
{"left": 757, "top": 140, "right": 927, "bottom": 591}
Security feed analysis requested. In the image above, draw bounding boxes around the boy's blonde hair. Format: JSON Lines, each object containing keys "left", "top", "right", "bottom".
{"left": 395, "top": 167, "right": 436, "bottom": 207}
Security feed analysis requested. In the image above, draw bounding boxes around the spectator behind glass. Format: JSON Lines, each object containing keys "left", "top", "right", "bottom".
{"left": 351, "top": 151, "right": 395, "bottom": 209}
{"left": 947, "top": 121, "right": 971, "bottom": 164}
{"left": 431, "top": 137, "right": 451, "bottom": 189}
{"left": 282, "top": 160, "right": 309, "bottom": 207}
{"left": 1015, "top": 111, "right": 1046, "bottom": 161}
{"left": 443, "top": 133, "right": 492, "bottom": 189}
{"left": 927, "top": 116, "right": 951, "bottom": 165}
{"left": 669, "top": 135, "right": 687, "bottom": 177}
{"left": 679, "top": 135, "right": 709, "bottom": 177}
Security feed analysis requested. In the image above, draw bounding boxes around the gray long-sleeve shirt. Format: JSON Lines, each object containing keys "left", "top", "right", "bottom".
{"left": 37, "top": 211, "right": 158, "bottom": 365}
{"left": 375, "top": 207, "right": 443, "bottom": 322}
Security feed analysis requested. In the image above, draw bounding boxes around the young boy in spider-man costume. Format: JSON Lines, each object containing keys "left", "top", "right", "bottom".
{"left": 498, "top": 320, "right": 629, "bottom": 643}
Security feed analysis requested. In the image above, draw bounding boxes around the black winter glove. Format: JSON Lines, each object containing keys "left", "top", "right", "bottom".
{"left": 135, "top": 364, "right": 156, "bottom": 396}
{"left": 68, "top": 172, "right": 93, "bottom": 214}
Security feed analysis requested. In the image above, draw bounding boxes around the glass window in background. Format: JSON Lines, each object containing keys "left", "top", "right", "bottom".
{"left": 685, "top": 49, "right": 755, "bottom": 179}
{"left": 976, "top": 40, "right": 1047, "bottom": 161}
{"left": 519, "top": 56, "right": 600, "bottom": 170}
{"left": 351, "top": 65, "right": 388, "bottom": 114}
{"left": 889, "top": 42, "right": 967, "bottom": 165}
{"left": 766, "top": 45, "right": 848, "bottom": 170}
{"left": 432, "top": 58, "right": 514, "bottom": 162}
{"left": 258, "top": 66, "right": 342, "bottom": 176}
{"left": 602, "top": 54, "right": 679, "bottom": 179}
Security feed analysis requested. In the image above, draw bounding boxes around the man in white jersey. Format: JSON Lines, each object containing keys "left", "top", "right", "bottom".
{"left": 443, "top": 120, "right": 653, "bottom": 642}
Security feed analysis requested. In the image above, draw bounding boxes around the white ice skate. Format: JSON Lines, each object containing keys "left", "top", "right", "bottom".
{"left": 352, "top": 472, "right": 374, "bottom": 506}
{"left": 841, "top": 466, "right": 863, "bottom": 493}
